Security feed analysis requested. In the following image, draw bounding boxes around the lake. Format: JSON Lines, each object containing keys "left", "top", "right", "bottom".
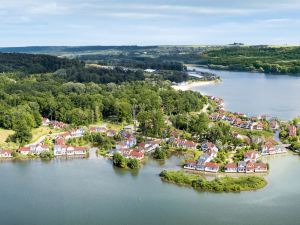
{"left": 1, "top": 153, "right": 300, "bottom": 225}
{"left": 189, "top": 66, "right": 300, "bottom": 120}
{"left": 2, "top": 68, "right": 300, "bottom": 225}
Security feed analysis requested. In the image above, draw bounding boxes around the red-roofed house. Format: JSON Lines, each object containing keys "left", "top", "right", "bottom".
{"left": 128, "top": 150, "right": 144, "bottom": 160}
{"left": 18, "top": 147, "right": 31, "bottom": 155}
{"left": 254, "top": 163, "right": 268, "bottom": 172}
{"left": 289, "top": 125, "right": 297, "bottom": 136}
{"left": 0, "top": 149, "right": 13, "bottom": 158}
{"left": 73, "top": 147, "right": 88, "bottom": 155}
{"left": 224, "top": 163, "right": 238, "bottom": 173}
{"left": 204, "top": 162, "right": 219, "bottom": 172}
{"left": 246, "top": 161, "right": 255, "bottom": 173}
{"left": 261, "top": 141, "right": 276, "bottom": 155}
{"left": 244, "top": 151, "right": 259, "bottom": 162}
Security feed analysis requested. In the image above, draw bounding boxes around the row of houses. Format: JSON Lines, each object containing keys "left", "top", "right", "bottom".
{"left": 209, "top": 113, "right": 265, "bottom": 130}
{"left": 260, "top": 141, "right": 288, "bottom": 155}
{"left": 169, "top": 138, "right": 198, "bottom": 149}
{"left": 53, "top": 137, "right": 88, "bottom": 157}
{"left": 224, "top": 151, "right": 268, "bottom": 173}
{"left": 208, "top": 96, "right": 225, "bottom": 111}
{"left": 184, "top": 142, "right": 220, "bottom": 172}
{"left": 89, "top": 126, "right": 117, "bottom": 137}
{"left": 109, "top": 130, "right": 144, "bottom": 160}
{"left": 224, "top": 161, "right": 268, "bottom": 173}
{"left": 18, "top": 144, "right": 50, "bottom": 155}
{"left": 42, "top": 118, "right": 68, "bottom": 130}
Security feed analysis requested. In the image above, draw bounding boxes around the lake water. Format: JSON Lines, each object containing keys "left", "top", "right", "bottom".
{"left": 190, "top": 66, "right": 300, "bottom": 120}
{"left": 1, "top": 153, "right": 300, "bottom": 225}
{"left": 2, "top": 68, "right": 300, "bottom": 225}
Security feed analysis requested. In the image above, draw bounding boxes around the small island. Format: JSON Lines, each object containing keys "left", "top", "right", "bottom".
{"left": 159, "top": 170, "right": 267, "bottom": 192}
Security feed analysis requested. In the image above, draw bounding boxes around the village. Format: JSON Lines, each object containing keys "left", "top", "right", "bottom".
{"left": 0, "top": 94, "right": 297, "bottom": 176}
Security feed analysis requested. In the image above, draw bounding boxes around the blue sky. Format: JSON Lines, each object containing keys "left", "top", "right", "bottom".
{"left": 1, "top": 0, "right": 300, "bottom": 46}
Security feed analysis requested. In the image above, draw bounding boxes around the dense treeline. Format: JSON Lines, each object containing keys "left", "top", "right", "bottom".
{"left": 0, "top": 53, "right": 82, "bottom": 74}
{"left": 0, "top": 72, "right": 206, "bottom": 143}
{"left": 77, "top": 55, "right": 186, "bottom": 71}
{"left": 200, "top": 46, "right": 300, "bottom": 74}
{"left": 60, "top": 66, "right": 145, "bottom": 84}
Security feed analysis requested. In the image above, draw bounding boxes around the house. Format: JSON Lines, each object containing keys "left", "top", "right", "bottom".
{"left": 256, "top": 122, "right": 264, "bottom": 130}
{"left": 59, "top": 132, "right": 72, "bottom": 140}
{"left": 42, "top": 117, "right": 50, "bottom": 126}
{"left": 54, "top": 144, "right": 68, "bottom": 156}
{"left": 172, "top": 138, "right": 198, "bottom": 149}
{"left": 238, "top": 161, "right": 246, "bottom": 173}
{"left": 125, "top": 136, "right": 137, "bottom": 148}
{"left": 73, "top": 147, "right": 88, "bottom": 155}
{"left": 246, "top": 161, "right": 255, "bottom": 173}
{"left": 269, "top": 120, "right": 279, "bottom": 130}
{"left": 201, "top": 142, "right": 218, "bottom": 152}
{"left": 106, "top": 129, "right": 117, "bottom": 137}
{"left": 244, "top": 151, "right": 259, "bottom": 162}
{"left": 204, "top": 162, "right": 219, "bottom": 172}
{"left": 197, "top": 150, "right": 217, "bottom": 166}
{"left": 261, "top": 141, "right": 276, "bottom": 155}
{"left": 54, "top": 145, "right": 88, "bottom": 156}
{"left": 89, "top": 126, "right": 107, "bottom": 133}
{"left": 0, "top": 149, "right": 13, "bottom": 158}
{"left": 224, "top": 163, "right": 238, "bottom": 173}
{"left": 32, "top": 144, "right": 50, "bottom": 154}
{"left": 139, "top": 140, "right": 161, "bottom": 153}
{"left": 115, "top": 142, "right": 128, "bottom": 150}
{"left": 288, "top": 125, "right": 297, "bottom": 136}
{"left": 70, "top": 128, "right": 85, "bottom": 138}
{"left": 18, "top": 147, "right": 31, "bottom": 155}
{"left": 50, "top": 121, "right": 67, "bottom": 129}
{"left": 55, "top": 137, "right": 65, "bottom": 145}
{"left": 254, "top": 163, "right": 268, "bottom": 172}
{"left": 184, "top": 161, "right": 197, "bottom": 170}
{"left": 233, "top": 118, "right": 242, "bottom": 126}
{"left": 127, "top": 150, "right": 144, "bottom": 160}
{"left": 275, "top": 144, "right": 288, "bottom": 154}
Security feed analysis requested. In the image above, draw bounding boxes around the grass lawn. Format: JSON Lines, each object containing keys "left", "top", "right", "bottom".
{"left": 89, "top": 120, "right": 125, "bottom": 131}
{"left": 231, "top": 126, "right": 274, "bottom": 138}
{"left": 0, "top": 128, "right": 18, "bottom": 149}
{"left": 31, "top": 126, "right": 62, "bottom": 142}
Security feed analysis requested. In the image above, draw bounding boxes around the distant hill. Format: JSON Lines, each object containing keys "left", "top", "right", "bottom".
{"left": 0, "top": 46, "right": 159, "bottom": 55}
{"left": 0, "top": 52, "right": 82, "bottom": 74}
{"left": 200, "top": 46, "right": 300, "bottom": 74}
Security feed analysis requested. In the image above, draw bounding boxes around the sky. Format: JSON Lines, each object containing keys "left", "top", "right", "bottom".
{"left": 1, "top": 0, "right": 300, "bottom": 46}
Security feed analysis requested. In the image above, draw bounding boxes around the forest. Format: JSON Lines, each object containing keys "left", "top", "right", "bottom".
{"left": 199, "top": 46, "right": 300, "bottom": 74}
{"left": 0, "top": 53, "right": 206, "bottom": 145}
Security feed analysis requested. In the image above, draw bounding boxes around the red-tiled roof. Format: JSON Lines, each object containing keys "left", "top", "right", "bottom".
{"left": 224, "top": 163, "right": 237, "bottom": 169}
{"left": 19, "top": 147, "right": 30, "bottom": 152}
{"left": 204, "top": 162, "right": 219, "bottom": 168}
{"left": 129, "top": 150, "right": 144, "bottom": 158}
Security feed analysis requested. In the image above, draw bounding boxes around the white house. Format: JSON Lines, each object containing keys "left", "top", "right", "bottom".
{"left": 224, "top": 163, "right": 238, "bottom": 173}
{"left": 0, "top": 149, "right": 13, "bottom": 158}
{"left": 18, "top": 147, "right": 31, "bottom": 155}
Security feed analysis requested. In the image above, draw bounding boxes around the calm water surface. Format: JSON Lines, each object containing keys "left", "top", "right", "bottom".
{"left": 190, "top": 66, "right": 300, "bottom": 120}
{"left": 1, "top": 153, "right": 300, "bottom": 225}
{"left": 2, "top": 68, "right": 300, "bottom": 225}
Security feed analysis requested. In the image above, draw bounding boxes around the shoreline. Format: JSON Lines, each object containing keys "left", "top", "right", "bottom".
{"left": 172, "top": 80, "right": 220, "bottom": 91}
